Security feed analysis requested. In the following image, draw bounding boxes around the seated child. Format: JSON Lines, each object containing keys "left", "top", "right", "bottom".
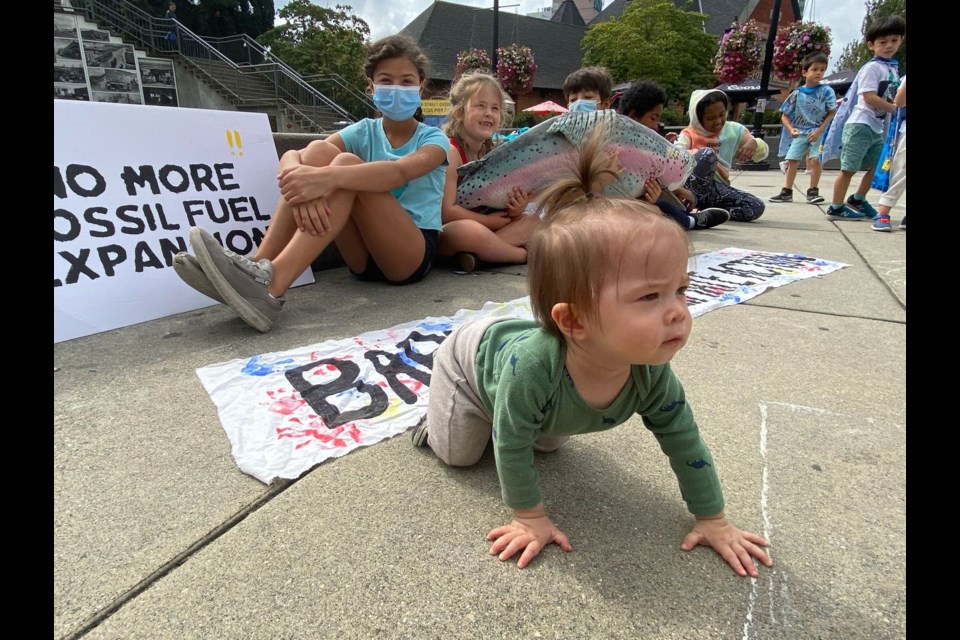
{"left": 674, "top": 89, "right": 768, "bottom": 222}
{"left": 172, "top": 35, "right": 449, "bottom": 332}
{"left": 563, "top": 65, "right": 615, "bottom": 112}
{"left": 412, "top": 124, "right": 773, "bottom": 577}
{"left": 438, "top": 72, "right": 537, "bottom": 273}
{"left": 618, "top": 80, "right": 730, "bottom": 230}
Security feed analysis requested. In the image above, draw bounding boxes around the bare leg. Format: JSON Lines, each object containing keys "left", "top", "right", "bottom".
{"left": 495, "top": 214, "right": 540, "bottom": 248}
{"left": 783, "top": 160, "right": 800, "bottom": 190}
{"left": 830, "top": 170, "right": 856, "bottom": 205}
{"left": 255, "top": 140, "right": 343, "bottom": 262}
{"left": 854, "top": 167, "right": 876, "bottom": 198}
{"left": 807, "top": 156, "right": 822, "bottom": 190}
{"left": 269, "top": 154, "right": 427, "bottom": 296}
{"left": 439, "top": 220, "right": 527, "bottom": 264}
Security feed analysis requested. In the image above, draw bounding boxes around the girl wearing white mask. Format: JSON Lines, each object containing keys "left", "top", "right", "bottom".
{"left": 174, "top": 35, "right": 450, "bottom": 332}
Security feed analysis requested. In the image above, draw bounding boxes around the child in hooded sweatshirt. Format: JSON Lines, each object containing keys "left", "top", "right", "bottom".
{"left": 674, "top": 89, "right": 768, "bottom": 222}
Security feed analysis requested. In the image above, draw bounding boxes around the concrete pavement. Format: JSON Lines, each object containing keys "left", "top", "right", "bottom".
{"left": 54, "top": 168, "right": 906, "bottom": 640}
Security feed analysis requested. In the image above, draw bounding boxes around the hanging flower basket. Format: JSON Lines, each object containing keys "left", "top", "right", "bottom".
{"left": 454, "top": 48, "right": 492, "bottom": 82}
{"left": 713, "top": 19, "right": 765, "bottom": 84}
{"left": 496, "top": 44, "right": 537, "bottom": 97}
{"left": 772, "top": 21, "right": 832, "bottom": 82}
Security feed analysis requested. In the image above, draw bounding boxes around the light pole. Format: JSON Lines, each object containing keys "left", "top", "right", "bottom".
{"left": 753, "top": 0, "right": 784, "bottom": 140}
{"left": 490, "top": 2, "right": 519, "bottom": 76}
{"left": 492, "top": 0, "right": 499, "bottom": 74}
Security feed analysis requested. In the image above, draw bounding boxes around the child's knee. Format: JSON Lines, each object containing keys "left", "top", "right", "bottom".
{"left": 329, "top": 152, "right": 364, "bottom": 167}
{"left": 301, "top": 139, "right": 342, "bottom": 164}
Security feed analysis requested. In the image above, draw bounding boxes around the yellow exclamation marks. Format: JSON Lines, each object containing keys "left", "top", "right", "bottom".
{"left": 225, "top": 130, "right": 244, "bottom": 156}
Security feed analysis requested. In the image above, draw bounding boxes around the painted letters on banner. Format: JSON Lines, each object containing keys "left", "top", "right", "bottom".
{"left": 54, "top": 100, "right": 314, "bottom": 343}
{"left": 197, "top": 248, "right": 849, "bottom": 484}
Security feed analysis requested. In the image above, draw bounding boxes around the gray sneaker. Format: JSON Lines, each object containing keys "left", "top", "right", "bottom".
{"left": 173, "top": 252, "right": 223, "bottom": 303}
{"left": 189, "top": 226, "right": 283, "bottom": 332}
{"left": 411, "top": 417, "right": 429, "bottom": 448}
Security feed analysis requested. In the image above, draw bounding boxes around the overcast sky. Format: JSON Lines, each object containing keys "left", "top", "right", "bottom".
{"left": 277, "top": 0, "right": 868, "bottom": 73}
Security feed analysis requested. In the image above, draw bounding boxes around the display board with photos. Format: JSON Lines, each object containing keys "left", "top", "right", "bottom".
{"left": 139, "top": 58, "right": 179, "bottom": 107}
{"left": 54, "top": 13, "right": 88, "bottom": 102}
{"left": 53, "top": 12, "right": 179, "bottom": 108}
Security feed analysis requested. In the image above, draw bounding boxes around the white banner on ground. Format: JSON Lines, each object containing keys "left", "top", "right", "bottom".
{"left": 197, "top": 248, "right": 848, "bottom": 484}
{"left": 54, "top": 101, "right": 314, "bottom": 343}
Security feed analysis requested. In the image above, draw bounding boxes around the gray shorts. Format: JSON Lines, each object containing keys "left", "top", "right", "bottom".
{"left": 426, "top": 317, "right": 568, "bottom": 467}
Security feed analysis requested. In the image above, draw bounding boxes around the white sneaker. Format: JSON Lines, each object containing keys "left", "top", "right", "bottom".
{"left": 779, "top": 161, "right": 787, "bottom": 174}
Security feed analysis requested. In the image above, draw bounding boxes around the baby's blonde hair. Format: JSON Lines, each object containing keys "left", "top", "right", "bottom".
{"left": 527, "top": 125, "right": 692, "bottom": 340}
{"left": 442, "top": 72, "right": 511, "bottom": 159}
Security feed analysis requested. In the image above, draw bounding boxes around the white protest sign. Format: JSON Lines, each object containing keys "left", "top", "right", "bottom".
{"left": 197, "top": 248, "right": 849, "bottom": 484}
{"left": 54, "top": 100, "right": 314, "bottom": 343}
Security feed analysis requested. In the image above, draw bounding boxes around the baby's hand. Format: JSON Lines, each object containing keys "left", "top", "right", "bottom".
{"left": 505, "top": 187, "right": 530, "bottom": 218}
{"left": 641, "top": 177, "right": 662, "bottom": 204}
{"left": 487, "top": 509, "right": 572, "bottom": 569}
{"left": 681, "top": 515, "right": 772, "bottom": 578}
{"left": 665, "top": 131, "right": 679, "bottom": 143}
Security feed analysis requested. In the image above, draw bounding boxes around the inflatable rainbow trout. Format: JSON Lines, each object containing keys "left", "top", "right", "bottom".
{"left": 456, "top": 110, "right": 696, "bottom": 210}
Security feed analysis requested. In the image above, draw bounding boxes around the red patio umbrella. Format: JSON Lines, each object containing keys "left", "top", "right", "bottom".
{"left": 522, "top": 100, "right": 568, "bottom": 115}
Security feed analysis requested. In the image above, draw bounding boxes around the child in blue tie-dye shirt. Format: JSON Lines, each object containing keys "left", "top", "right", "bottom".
{"left": 769, "top": 52, "right": 837, "bottom": 205}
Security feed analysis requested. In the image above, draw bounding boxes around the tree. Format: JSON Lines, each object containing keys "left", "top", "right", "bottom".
{"left": 834, "top": 0, "right": 906, "bottom": 74}
{"left": 256, "top": 1, "right": 370, "bottom": 95}
{"left": 581, "top": 0, "right": 717, "bottom": 103}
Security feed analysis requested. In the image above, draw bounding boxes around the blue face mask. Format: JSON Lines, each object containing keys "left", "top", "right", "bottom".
{"left": 569, "top": 99, "right": 598, "bottom": 113}
{"left": 372, "top": 84, "right": 422, "bottom": 121}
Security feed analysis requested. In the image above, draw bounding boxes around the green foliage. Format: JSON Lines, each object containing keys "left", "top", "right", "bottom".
{"left": 659, "top": 107, "right": 685, "bottom": 127}
{"left": 257, "top": 1, "right": 369, "bottom": 100}
{"left": 834, "top": 0, "right": 906, "bottom": 73}
{"left": 581, "top": 0, "right": 718, "bottom": 104}
{"left": 512, "top": 112, "right": 556, "bottom": 129}
{"left": 739, "top": 109, "right": 782, "bottom": 126}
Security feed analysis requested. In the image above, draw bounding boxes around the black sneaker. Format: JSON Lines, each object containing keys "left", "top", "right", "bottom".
{"left": 411, "top": 418, "right": 429, "bottom": 447}
{"left": 769, "top": 188, "right": 793, "bottom": 203}
{"left": 846, "top": 194, "right": 879, "bottom": 218}
{"left": 692, "top": 208, "right": 730, "bottom": 229}
{"left": 806, "top": 188, "right": 825, "bottom": 204}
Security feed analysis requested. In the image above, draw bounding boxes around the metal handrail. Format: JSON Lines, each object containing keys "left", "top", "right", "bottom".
{"left": 301, "top": 73, "right": 375, "bottom": 119}
{"left": 68, "top": 0, "right": 358, "bottom": 129}
{"left": 204, "top": 33, "right": 375, "bottom": 121}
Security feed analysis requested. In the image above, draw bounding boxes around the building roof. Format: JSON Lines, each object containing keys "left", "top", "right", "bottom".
{"left": 400, "top": 1, "right": 587, "bottom": 89}
{"left": 399, "top": 0, "right": 805, "bottom": 91}
{"left": 591, "top": 0, "right": 801, "bottom": 37}
{"left": 552, "top": 0, "right": 586, "bottom": 26}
